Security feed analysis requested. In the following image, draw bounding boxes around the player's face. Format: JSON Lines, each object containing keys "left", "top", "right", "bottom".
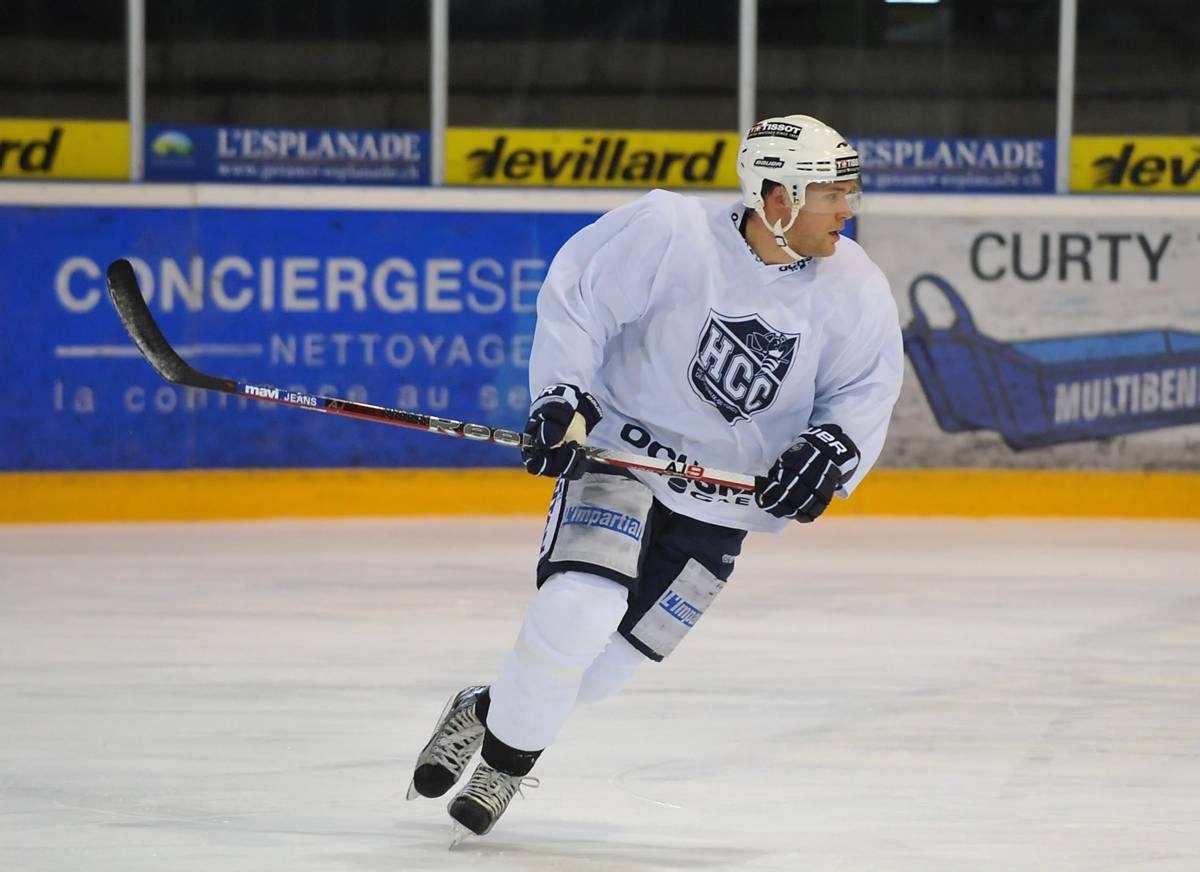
{"left": 784, "top": 181, "right": 859, "bottom": 258}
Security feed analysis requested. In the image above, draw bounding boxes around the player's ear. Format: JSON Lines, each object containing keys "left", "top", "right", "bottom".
{"left": 769, "top": 184, "right": 793, "bottom": 215}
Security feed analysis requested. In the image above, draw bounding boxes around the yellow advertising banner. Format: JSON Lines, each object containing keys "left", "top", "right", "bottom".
{"left": 0, "top": 118, "right": 129, "bottom": 180}
{"left": 1071, "top": 136, "right": 1200, "bottom": 193}
{"left": 446, "top": 127, "right": 739, "bottom": 188}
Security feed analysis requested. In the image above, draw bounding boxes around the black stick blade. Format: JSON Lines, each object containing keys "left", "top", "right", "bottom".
{"left": 105, "top": 259, "right": 233, "bottom": 392}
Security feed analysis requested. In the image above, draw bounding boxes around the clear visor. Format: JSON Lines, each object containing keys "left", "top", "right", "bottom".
{"left": 799, "top": 178, "right": 862, "bottom": 215}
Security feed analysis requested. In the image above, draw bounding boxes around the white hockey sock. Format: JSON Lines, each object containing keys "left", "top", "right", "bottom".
{"left": 486, "top": 571, "right": 628, "bottom": 752}
{"left": 576, "top": 632, "right": 646, "bottom": 705}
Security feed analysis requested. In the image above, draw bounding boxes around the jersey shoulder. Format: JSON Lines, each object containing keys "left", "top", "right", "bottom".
{"left": 618, "top": 189, "right": 736, "bottom": 254}
{"left": 630, "top": 188, "right": 703, "bottom": 227}
{"left": 816, "top": 236, "right": 898, "bottom": 330}
{"left": 597, "top": 188, "right": 690, "bottom": 242}
{"left": 560, "top": 189, "right": 681, "bottom": 265}
{"left": 822, "top": 235, "right": 891, "bottom": 296}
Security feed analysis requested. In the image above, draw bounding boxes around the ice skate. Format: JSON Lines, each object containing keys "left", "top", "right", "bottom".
{"left": 407, "top": 685, "right": 488, "bottom": 800}
{"left": 446, "top": 761, "right": 539, "bottom": 843}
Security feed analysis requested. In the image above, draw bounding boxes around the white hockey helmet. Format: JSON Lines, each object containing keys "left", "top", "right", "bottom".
{"left": 737, "top": 115, "right": 861, "bottom": 259}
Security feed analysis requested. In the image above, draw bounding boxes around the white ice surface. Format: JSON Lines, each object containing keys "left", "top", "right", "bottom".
{"left": 2, "top": 516, "right": 1198, "bottom": 871}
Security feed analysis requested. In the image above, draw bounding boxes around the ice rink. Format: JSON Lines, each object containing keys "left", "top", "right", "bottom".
{"left": 2, "top": 515, "right": 1198, "bottom": 871}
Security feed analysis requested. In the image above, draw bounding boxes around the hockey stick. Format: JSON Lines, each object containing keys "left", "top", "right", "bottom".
{"left": 104, "top": 259, "right": 756, "bottom": 492}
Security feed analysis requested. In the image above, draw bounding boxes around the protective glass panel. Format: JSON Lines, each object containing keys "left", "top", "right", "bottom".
{"left": 448, "top": 0, "right": 737, "bottom": 129}
{"left": 0, "top": 1, "right": 125, "bottom": 118}
{"left": 145, "top": 0, "right": 430, "bottom": 128}
{"left": 1075, "top": 0, "right": 1199, "bottom": 134}
{"left": 756, "top": 0, "right": 1060, "bottom": 138}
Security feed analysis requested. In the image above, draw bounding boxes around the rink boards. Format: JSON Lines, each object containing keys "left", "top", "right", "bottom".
{"left": 1, "top": 184, "right": 1198, "bottom": 521}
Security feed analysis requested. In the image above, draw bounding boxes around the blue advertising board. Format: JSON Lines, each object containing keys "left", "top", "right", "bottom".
{"left": 144, "top": 124, "right": 429, "bottom": 185}
{"left": 0, "top": 205, "right": 591, "bottom": 471}
{"left": 851, "top": 137, "right": 1055, "bottom": 193}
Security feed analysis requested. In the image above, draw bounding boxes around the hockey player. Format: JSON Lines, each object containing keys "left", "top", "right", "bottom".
{"left": 407, "top": 114, "right": 904, "bottom": 843}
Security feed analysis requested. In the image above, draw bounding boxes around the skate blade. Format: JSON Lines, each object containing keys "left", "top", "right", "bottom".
{"left": 449, "top": 821, "right": 474, "bottom": 849}
{"left": 406, "top": 779, "right": 420, "bottom": 801}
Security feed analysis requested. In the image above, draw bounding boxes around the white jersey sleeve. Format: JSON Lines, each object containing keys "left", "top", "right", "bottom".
{"left": 528, "top": 192, "right": 674, "bottom": 394}
{"left": 810, "top": 269, "right": 904, "bottom": 496}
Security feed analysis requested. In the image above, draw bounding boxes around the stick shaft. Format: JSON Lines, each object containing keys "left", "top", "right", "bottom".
{"left": 105, "top": 258, "right": 756, "bottom": 492}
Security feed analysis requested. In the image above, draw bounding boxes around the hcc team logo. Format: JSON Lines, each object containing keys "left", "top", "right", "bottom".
{"left": 689, "top": 311, "right": 800, "bottom": 424}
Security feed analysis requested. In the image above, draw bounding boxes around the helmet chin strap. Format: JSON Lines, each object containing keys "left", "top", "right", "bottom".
{"left": 753, "top": 205, "right": 809, "bottom": 263}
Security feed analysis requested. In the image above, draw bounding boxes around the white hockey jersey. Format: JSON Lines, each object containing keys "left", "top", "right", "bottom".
{"left": 529, "top": 189, "right": 903, "bottom": 533}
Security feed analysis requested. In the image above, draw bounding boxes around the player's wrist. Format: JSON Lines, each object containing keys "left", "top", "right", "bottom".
{"left": 573, "top": 390, "right": 603, "bottom": 432}
{"left": 529, "top": 384, "right": 603, "bottom": 440}
{"left": 522, "top": 383, "right": 602, "bottom": 480}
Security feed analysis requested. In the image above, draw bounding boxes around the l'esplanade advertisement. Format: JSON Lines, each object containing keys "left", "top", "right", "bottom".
{"left": 144, "top": 124, "right": 428, "bottom": 185}
{"left": 0, "top": 118, "right": 129, "bottom": 180}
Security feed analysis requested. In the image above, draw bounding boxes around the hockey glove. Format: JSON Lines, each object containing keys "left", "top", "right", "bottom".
{"left": 521, "top": 384, "right": 603, "bottom": 480}
{"left": 755, "top": 424, "right": 861, "bottom": 523}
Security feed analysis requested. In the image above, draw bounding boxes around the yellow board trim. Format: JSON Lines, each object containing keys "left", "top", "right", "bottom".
{"left": 2, "top": 468, "right": 1198, "bottom": 523}
{"left": 835, "top": 468, "right": 1200, "bottom": 518}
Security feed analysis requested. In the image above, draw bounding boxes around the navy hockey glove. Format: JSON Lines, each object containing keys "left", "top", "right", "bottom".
{"left": 755, "top": 424, "right": 861, "bottom": 523}
{"left": 521, "top": 384, "right": 603, "bottom": 480}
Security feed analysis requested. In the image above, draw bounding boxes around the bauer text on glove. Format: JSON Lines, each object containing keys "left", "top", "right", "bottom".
{"left": 754, "top": 424, "right": 861, "bottom": 522}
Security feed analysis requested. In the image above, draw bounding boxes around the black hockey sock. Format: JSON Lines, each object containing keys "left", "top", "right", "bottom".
{"left": 475, "top": 687, "right": 491, "bottom": 724}
{"left": 481, "top": 728, "right": 543, "bottom": 777}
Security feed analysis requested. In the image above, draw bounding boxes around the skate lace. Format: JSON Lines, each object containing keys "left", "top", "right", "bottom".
{"left": 463, "top": 767, "right": 540, "bottom": 817}
{"left": 430, "top": 709, "right": 484, "bottom": 771}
